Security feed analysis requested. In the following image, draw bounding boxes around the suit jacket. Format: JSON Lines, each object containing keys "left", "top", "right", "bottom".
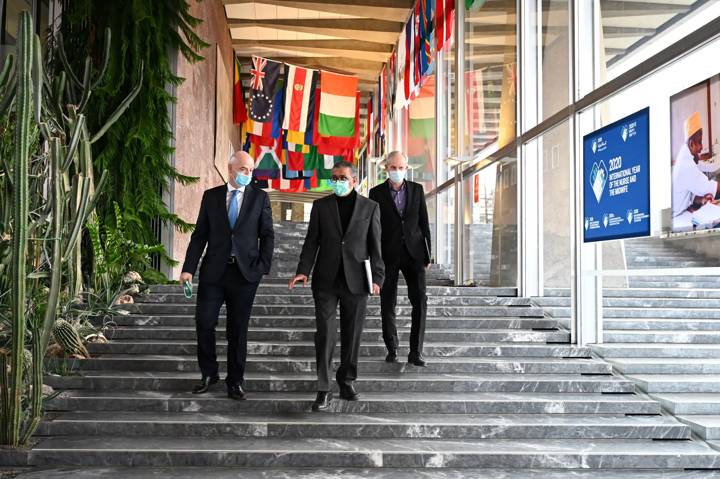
{"left": 182, "top": 184, "right": 274, "bottom": 284}
{"left": 369, "top": 179, "right": 431, "bottom": 265}
{"left": 296, "top": 193, "right": 385, "bottom": 295}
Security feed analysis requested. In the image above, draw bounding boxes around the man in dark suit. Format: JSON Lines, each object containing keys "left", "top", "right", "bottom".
{"left": 369, "top": 151, "right": 431, "bottom": 367}
{"left": 289, "top": 160, "right": 384, "bottom": 411}
{"left": 180, "top": 151, "right": 274, "bottom": 400}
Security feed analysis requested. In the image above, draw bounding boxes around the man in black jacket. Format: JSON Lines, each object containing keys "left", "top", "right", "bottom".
{"left": 180, "top": 151, "right": 274, "bottom": 400}
{"left": 369, "top": 151, "right": 431, "bottom": 367}
{"left": 289, "top": 160, "right": 384, "bottom": 411}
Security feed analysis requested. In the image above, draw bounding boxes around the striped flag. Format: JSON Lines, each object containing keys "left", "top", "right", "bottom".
{"left": 409, "top": 77, "right": 435, "bottom": 139}
{"left": 282, "top": 65, "right": 316, "bottom": 133}
{"left": 233, "top": 57, "right": 247, "bottom": 124}
{"left": 318, "top": 71, "right": 359, "bottom": 139}
{"left": 436, "top": 0, "right": 454, "bottom": 52}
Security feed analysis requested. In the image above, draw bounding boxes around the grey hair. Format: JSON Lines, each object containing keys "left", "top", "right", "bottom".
{"left": 331, "top": 160, "right": 357, "bottom": 177}
{"left": 386, "top": 150, "right": 407, "bottom": 164}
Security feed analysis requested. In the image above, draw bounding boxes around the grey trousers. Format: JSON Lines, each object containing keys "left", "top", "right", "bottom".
{"left": 312, "top": 281, "right": 368, "bottom": 391}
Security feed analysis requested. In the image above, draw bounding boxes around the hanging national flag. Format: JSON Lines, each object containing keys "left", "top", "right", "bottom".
{"left": 233, "top": 57, "right": 247, "bottom": 124}
{"left": 378, "top": 66, "right": 387, "bottom": 134}
{"left": 318, "top": 71, "right": 359, "bottom": 143}
{"left": 388, "top": 51, "right": 396, "bottom": 120}
{"left": 409, "top": 76, "right": 435, "bottom": 139}
{"left": 285, "top": 72, "right": 319, "bottom": 145}
{"left": 366, "top": 93, "right": 373, "bottom": 153}
{"left": 413, "top": 2, "right": 422, "bottom": 92}
{"left": 282, "top": 65, "right": 316, "bottom": 132}
{"left": 247, "top": 86, "right": 284, "bottom": 143}
{"left": 253, "top": 139, "right": 282, "bottom": 180}
{"left": 396, "top": 28, "right": 407, "bottom": 110}
{"left": 404, "top": 16, "right": 413, "bottom": 102}
{"left": 249, "top": 55, "right": 282, "bottom": 125}
{"left": 419, "top": 0, "right": 434, "bottom": 77}
{"left": 316, "top": 91, "right": 360, "bottom": 150}
{"left": 436, "top": 0, "right": 454, "bottom": 52}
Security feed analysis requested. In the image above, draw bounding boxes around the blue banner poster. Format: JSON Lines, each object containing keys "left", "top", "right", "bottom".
{"left": 583, "top": 107, "right": 651, "bottom": 242}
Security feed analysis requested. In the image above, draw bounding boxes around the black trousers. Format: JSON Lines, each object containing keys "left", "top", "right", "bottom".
{"left": 313, "top": 278, "right": 368, "bottom": 391}
{"left": 380, "top": 247, "right": 427, "bottom": 355}
{"left": 195, "top": 263, "right": 260, "bottom": 386}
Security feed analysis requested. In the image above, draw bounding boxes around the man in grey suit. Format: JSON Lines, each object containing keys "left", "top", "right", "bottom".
{"left": 289, "top": 160, "right": 385, "bottom": 411}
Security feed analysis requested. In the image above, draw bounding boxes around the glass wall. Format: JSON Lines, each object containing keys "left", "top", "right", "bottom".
{"left": 463, "top": 0, "right": 517, "bottom": 157}
{"left": 462, "top": 156, "right": 517, "bottom": 287}
{"left": 598, "top": 0, "right": 714, "bottom": 84}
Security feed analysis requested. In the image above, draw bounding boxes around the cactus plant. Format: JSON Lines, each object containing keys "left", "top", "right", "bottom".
{"left": 0, "top": 10, "right": 143, "bottom": 446}
{"left": 51, "top": 319, "right": 89, "bottom": 359}
{"left": 7, "top": 10, "right": 33, "bottom": 447}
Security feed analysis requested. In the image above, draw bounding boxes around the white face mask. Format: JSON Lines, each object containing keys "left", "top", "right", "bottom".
{"left": 388, "top": 170, "right": 406, "bottom": 184}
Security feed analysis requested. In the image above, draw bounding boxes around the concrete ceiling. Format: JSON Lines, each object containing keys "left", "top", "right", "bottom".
{"left": 224, "top": 0, "right": 412, "bottom": 81}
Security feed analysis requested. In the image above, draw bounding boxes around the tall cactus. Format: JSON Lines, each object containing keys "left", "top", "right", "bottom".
{"left": 7, "top": 11, "right": 33, "bottom": 447}
{"left": 0, "top": 10, "right": 143, "bottom": 447}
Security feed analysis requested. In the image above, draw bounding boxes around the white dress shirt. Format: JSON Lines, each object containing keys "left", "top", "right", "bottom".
{"left": 672, "top": 143, "right": 717, "bottom": 217}
{"left": 226, "top": 183, "right": 246, "bottom": 215}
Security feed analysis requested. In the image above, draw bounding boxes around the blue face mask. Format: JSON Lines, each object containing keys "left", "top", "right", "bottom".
{"left": 235, "top": 172, "right": 252, "bottom": 187}
{"left": 388, "top": 170, "right": 406, "bottom": 184}
{"left": 331, "top": 180, "right": 351, "bottom": 196}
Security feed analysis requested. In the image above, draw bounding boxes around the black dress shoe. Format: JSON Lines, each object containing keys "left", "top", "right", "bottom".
{"left": 408, "top": 352, "right": 427, "bottom": 367}
{"left": 227, "top": 383, "right": 246, "bottom": 400}
{"left": 192, "top": 375, "right": 219, "bottom": 394}
{"left": 385, "top": 349, "right": 398, "bottom": 363}
{"left": 312, "top": 391, "right": 333, "bottom": 411}
{"left": 338, "top": 384, "right": 359, "bottom": 401}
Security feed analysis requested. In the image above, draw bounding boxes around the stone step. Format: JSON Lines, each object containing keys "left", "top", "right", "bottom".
{"left": 149, "top": 284, "right": 519, "bottom": 296}
{"left": 608, "top": 358, "right": 720, "bottom": 375}
{"left": 592, "top": 343, "right": 720, "bottom": 359}
{"left": 626, "top": 260, "right": 710, "bottom": 268}
{"left": 35, "top": 412, "right": 689, "bottom": 440}
{"left": 625, "top": 374, "right": 720, "bottom": 394}
{"left": 137, "top": 293, "right": 530, "bottom": 306}
{"left": 676, "top": 415, "right": 720, "bottom": 440}
{"left": 13, "top": 437, "right": 720, "bottom": 469}
{"left": 626, "top": 276, "right": 720, "bottom": 284}
{"left": 59, "top": 355, "right": 612, "bottom": 374}
{"left": 105, "top": 327, "right": 569, "bottom": 344}
{"left": 628, "top": 281, "right": 720, "bottom": 289}
{"left": 44, "top": 371, "right": 634, "bottom": 393}
{"left": 106, "top": 315, "right": 561, "bottom": 330}
{"left": 12, "top": 467, "right": 720, "bottom": 479}
{"left": 651, "top": 393, "right": 720, "bottom": 415}
{"left": 537, "top": 297, "right": 720, "bottom": 309}
{"left": 87, "top": 341, "right": 588, "bottom": 358}
{"left": 46, "top": 390, "right": 661, "bottom": 415}
{"left": 545, "top": 306, "right": 720, "bottom": 319}
{"left": 542, "top": 288, "right": 720, "bottom": 299}
{"left": 604, "top": 319, "right": 720, "bottom": 331}
{"left": 127, "top": 303, "right": 546, "bottom": 318}
{"left": 604, "top": 331, "right": 720, "bottom": 344}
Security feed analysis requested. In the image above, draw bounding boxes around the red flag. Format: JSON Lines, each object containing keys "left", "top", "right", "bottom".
{"left": 437, "top": 0, "right": 455, "bottom": 51}
{"left": 233, "top": 57, "right": 247, "bottom": 124}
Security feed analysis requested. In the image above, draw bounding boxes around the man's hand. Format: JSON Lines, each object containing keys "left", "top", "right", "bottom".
{"left": 372, "top": 283, "right": 380, "bottom": 296}
{"left": 289, "top": 274, "right": 308, "bottom": 290}
{"left": 704, "top": 193, "right": 715, "bottom": 205}
{"left": 180, "top": 272, "right": 193, "bottom": 285}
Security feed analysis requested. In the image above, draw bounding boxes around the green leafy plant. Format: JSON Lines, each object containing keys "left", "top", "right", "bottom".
{"left": 59, "top": 0, "right": 208, "bottom": 264}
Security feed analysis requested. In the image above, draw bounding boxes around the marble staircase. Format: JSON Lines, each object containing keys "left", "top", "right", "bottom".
{"left": 535, "top": 235, "right": 720, "bottom": 442}
{"left": 4, "top": 221, "right": 720, "bottom": 477}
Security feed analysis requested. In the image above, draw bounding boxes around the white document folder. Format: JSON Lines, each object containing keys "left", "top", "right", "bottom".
{"left": 363, "top": 259, "right": 373, "bottom": 294}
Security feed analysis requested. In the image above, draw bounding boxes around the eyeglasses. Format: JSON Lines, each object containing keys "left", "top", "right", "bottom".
{"left": 331, "top": 176, "right": 351, "bottom": 182}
